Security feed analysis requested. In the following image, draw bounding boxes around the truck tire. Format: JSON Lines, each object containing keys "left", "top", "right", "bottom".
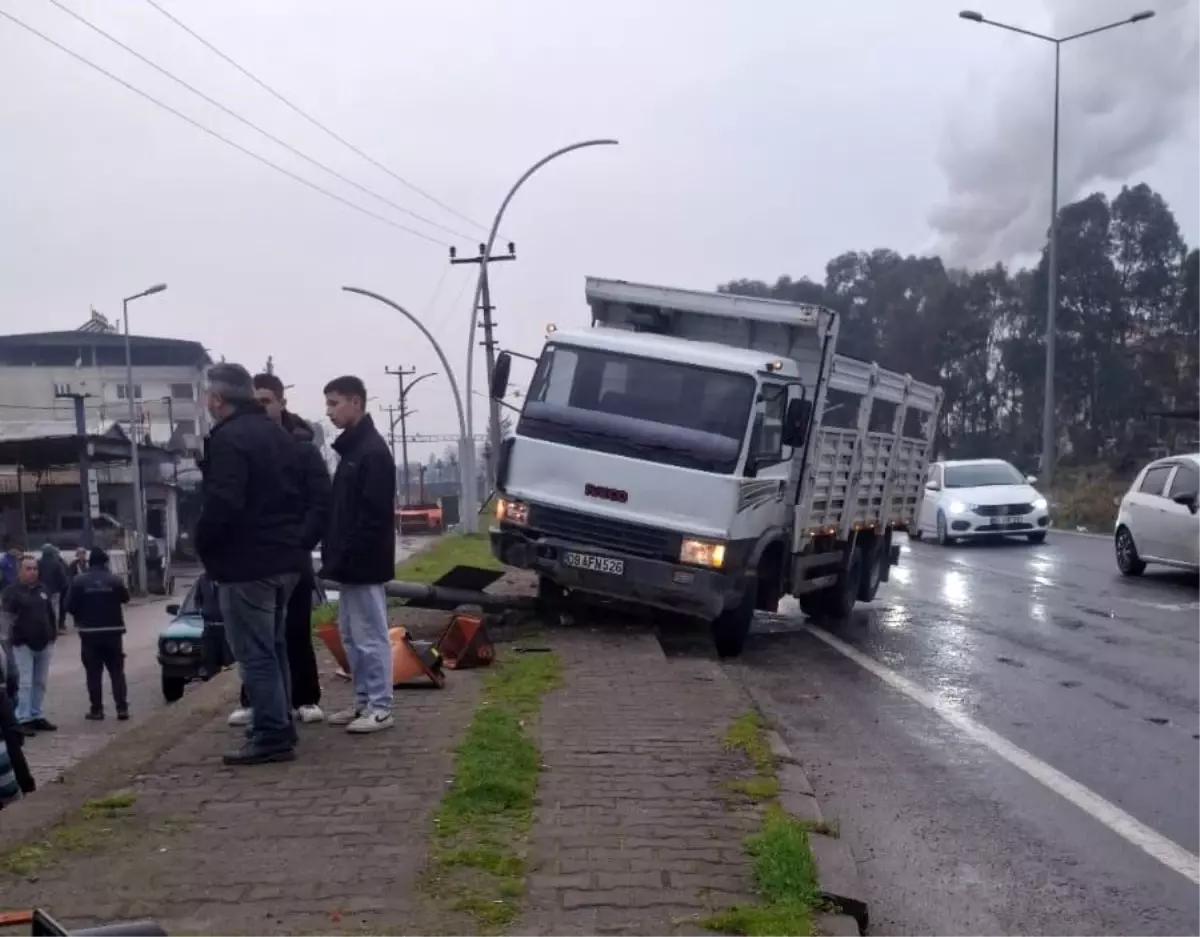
{"left": 857, "top": 540, "right": 885, "bottom": 603}
{"left": 755, "top": 551, "right": 783, "bottom": 613}
{"left": 711, "top": 578, "right": 756, "bottom": 659}
{"left": 826, "top": 547, "right": 862, "bottom": 620}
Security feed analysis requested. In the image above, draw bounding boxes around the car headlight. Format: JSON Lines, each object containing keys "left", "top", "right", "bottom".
{"left": 178, "top": 641, "right": 194, "bottom": 655}
{"left": 680, "top": 538, "right": 726, "bottom": 569}
{"left": 947, "top": 501, "right": 968, "bottom": 515}
{"left": 496, "top": 497, "right": 529, "bottom": 525}
{"left": 1032, "top": 497, "right": 1048, "bottom": 511}
{"left": 164, "top": 640, "right": 179, "bottom": 654}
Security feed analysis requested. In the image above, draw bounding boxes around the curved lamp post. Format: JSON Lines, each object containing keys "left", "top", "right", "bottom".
{"left": 341, "top": 286, "right": 479, "bottom": 531}
{"left": 464, "top": 138, "right": 619, "bottom": 472}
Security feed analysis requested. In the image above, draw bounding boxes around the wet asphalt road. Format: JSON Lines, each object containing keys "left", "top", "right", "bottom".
{"left": 727, "top": 531, "right": 1200, "bottom": 936}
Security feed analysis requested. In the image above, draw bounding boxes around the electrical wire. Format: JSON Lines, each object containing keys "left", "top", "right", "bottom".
{"left": 423, "top": 265, "right": 451, "bottom": 314}
{"left": 43, "top": 0, "right": 474, "bottom": 243}
{"left": 142, "top": 0, "right": 495, "bottom": 241}
{"left": 0, "top": 7, "right": 449, "bottom": 246}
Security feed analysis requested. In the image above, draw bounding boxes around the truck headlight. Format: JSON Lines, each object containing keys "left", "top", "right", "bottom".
{"left": 680, "top": 538, "right": 726, "bottom": 569}
{"left": 1033, "top": 497, "right": 1048, "bottom": 511}
{"left": 496, "top": 497, "right": 529, "bottom": 526}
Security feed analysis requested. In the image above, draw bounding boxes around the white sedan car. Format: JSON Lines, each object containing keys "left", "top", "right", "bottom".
{"left": 1114, "top": 453, "right": 1199, "bottom": 576}
{"left": 912, "top": 458, "right": 1050, "bottom": 545}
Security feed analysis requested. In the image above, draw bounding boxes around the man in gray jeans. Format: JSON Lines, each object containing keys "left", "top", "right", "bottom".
{"left": 195, "top": 364, "right": 307, "bottom": 766}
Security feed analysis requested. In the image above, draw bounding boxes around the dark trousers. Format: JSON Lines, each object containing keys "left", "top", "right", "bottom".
{"left": 80, "top": 633, "right": 127, "bottom": 713}
{"left": 238, "top": 570, "right": 320, "bottom": 710}
{"left": 56, "top": 590, "right": 68, "bottom": 631}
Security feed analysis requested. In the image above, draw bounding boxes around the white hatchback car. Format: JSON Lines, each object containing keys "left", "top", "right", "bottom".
{"left": 1114, "top": 454, "right": 1199, "bottom": 576}
{"left": 912, "top": 458, "right": 1050, "bottom": 545}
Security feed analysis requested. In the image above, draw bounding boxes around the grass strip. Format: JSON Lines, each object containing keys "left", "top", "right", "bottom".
{"left": 422, "top": 650, "right": 562, "bottom": 933}
{"left": 0, "top": 792, "right": 137, "bottom": 877}
{"left": 704, "top": 712, "right": 822, "bottom": 937}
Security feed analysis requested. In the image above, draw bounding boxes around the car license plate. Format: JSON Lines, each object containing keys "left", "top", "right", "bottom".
{"left": 562, "top": 551, "right": 625, "bottom": 576}
{"left": 1005, "top": 517, "right": 1026, "bottom": 528}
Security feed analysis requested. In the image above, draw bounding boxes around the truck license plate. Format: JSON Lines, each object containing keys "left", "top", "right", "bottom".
{"left": 562, "top": 551, "right": 625, "bottom": 576}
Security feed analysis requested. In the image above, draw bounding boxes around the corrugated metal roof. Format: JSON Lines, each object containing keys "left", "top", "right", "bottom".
{"left": 0, "top": 420, "right": 126, "bottom": 441}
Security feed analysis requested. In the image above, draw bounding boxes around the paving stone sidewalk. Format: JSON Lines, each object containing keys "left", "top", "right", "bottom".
{"left": 514, "top": 627, "right": 759, "bottom": 936}
{"left": 0, "top": 649, "right": 483, "bottom": 936}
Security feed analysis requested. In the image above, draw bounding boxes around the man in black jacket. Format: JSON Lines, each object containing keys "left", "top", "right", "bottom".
{"left": 221, "top": 372, "right": 332, "bottom": 729}
{"left": 196, "top": 363, "right": 306, "bottom": 765}
{"left": 65, "top": 548, "right": 130, "bottom": 720}
{"left": 321, "top": 375, "right": 396, "bottom": 734}
{"left": 2, "top": 557, "right": 57, "bottom": 735}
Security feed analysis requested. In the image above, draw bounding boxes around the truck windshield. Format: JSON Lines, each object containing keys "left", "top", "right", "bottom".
{"left": 518, "top": 343, "right": 755, "bottom": 474}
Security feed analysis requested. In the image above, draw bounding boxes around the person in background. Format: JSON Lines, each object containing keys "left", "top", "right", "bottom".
{"left": 0, "top": 546, "right": 19, "bottom": 589}
{"left": 37, "top": 544, "right": 69, "bottom": 636}
{"left": 65, "top": 547, "right": 130, "bottom": 721}
{"left": 67, "top": 547, "right": 88, "bottom": 579}
{"left": 223, "top": 373, "right": 331, "bottom": 728}
{"left": 195, "top": 363, "right": 306, "bottom": 766}
{"left": 2, "top": 557, "right": 57, "bottom": 736}
{"left": 320, "top": 375, "right": 396, "bottom": 734}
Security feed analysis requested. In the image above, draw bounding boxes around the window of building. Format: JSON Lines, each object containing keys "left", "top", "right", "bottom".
{"left": 170, "top": 382, "right": 195, "bottom": 400}
{"left": 116, "top": 383, "right": 143, "bottom": 400}
{"left": 174, "top": 419, "right": 196, "bottom": 436}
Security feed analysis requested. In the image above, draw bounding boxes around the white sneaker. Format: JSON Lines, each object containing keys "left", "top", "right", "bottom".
{"left": 346, "top": 710, "right": 394, "bottom": 734}
{"left": 295, "top": 704, "right": 325, "bottom": 724}
{"left": 227, "top": 707, "right": 252, "bottom": 727}
{"left": 327, "top": 706, "right": 363, "bottom": 727}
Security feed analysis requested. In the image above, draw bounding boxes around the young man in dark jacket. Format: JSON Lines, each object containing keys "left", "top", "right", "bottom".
{"left": 321, "top": 375, "right": 396, "bottom": 734}
{"left": 65, "top": 547, "right": 130, "bottom": 720}
{"left": 2, "top": 556, "right": 57, "bottom": 735}
{"left": 222, "top": 372, "right": 332, "bottom": 728}
{"left": 37, "top": 544, "right": 69, "bottom": 635}
{"left": 196, "top": 363, "right": 307, "bottom": 766}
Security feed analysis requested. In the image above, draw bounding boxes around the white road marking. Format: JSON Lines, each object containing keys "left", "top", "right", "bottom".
{"left": 804, "top": 623, "right": 1200, "bottom": 885}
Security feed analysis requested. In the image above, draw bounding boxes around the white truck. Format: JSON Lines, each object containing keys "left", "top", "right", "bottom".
{"left": 488, "top": 277, "right": 943, "bottom": 657}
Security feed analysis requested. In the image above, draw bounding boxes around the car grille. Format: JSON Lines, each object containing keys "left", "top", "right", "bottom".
{"left": 975, "top": 502, "right": 1035, "bottom": 517}
{"left": 527, "top": 504, "right": 678, "bottom": 559}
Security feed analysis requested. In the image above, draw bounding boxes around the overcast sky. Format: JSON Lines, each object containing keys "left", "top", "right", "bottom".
{"left": 2, "top": 0, "right": 1196, "bottom": 459}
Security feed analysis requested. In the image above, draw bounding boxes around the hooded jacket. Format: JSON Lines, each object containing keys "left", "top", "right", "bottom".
{"left": 281, "top": 411, "right": 332, "bottom": 554}
{"left": 65, "top": 549, "right": 130, "bottom": 635}
{"left": 37, "top": 545, "right": 68, "bottom": 595}
{"left": 321, "top": 414, "right": 396, "bottom": 584}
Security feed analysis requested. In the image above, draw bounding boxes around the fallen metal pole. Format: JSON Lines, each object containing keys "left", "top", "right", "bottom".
{"left": 319, "top": 578, "right": 535, "bottom": 612}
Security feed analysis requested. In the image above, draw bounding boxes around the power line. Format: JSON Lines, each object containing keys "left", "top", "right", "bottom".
{"left": 43, "top": 0, "right": 473, "bottom": 242}
{"left": 141, "top": 0, "right": 494, "bottom": 239}
{"left": 0, "top": 7, "right": 448, "bottom": 245}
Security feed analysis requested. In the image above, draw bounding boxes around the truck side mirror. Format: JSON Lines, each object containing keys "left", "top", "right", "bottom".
{"left": 781, "top": 398, "right": 812, "bottom": 448}
{"left": 490, "top": 352, "right": 513, "bottom": 400}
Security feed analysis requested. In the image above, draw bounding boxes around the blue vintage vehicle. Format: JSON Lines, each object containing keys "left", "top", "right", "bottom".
{"left": 158, "top": 573, "right": 336, "bottom": 702}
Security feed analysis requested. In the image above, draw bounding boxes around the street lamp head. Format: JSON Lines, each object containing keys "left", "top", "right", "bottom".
{"left": 1130, "top": 10, "right": 1154, "bottom": 22}
{"left": 144, "top": 283, "right": 167, "bottom": 296}
{"left": 959, "top": 10, "right": 984, "bottom": 22}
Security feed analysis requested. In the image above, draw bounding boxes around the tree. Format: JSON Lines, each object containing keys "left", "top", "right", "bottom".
{"left": 720, "top": 182, "right": 1197, "bottom": 470}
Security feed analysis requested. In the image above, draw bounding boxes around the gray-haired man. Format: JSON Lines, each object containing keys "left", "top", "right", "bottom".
{"left": 195, "top": 363, "right": 307, "bottom": 766}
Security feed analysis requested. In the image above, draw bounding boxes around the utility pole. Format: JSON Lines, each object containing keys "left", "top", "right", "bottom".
{"left": 450, "top": 241, "right": 516, "bottom": 489}
{"left": 55, "top": 385, "right": 95, "bottom": 548}
{"left": 161, "top": 395, "right": 179, "bottom": 486}
{"left": 384, "top": 365, "right": 438, "bottom": 507}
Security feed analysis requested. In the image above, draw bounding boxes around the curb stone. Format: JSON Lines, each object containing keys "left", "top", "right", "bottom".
{"left": 740, "top": 682, "right": 869, "bottom": 936}
{"left": 0, "top": 669, "right": 241, "bottom": 858}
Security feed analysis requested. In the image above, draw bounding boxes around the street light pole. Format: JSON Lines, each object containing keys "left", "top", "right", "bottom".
{"left": 958, "top": 9, "right": 1154, "bottom": 488}
{"left": 341, "top": 287, "right": 476, "bottom": 530}
{"left": 122, "top": 282, "right": 168, "bottom": 593}
{"left": 463, "top": 138, "right": 619, "bottom": 507}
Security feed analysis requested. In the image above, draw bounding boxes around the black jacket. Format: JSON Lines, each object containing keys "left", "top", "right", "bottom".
{"left": 2, "top": 583, "right": 57, "bottom": 651}
{"left": 281, "top": 411, "right": 332, "bottom": 552}
{"left": 322, "top": 414, "right": 396, "bottom": 584}
{"left": 37, "top": 551, "right": 68, "bottom": 595}
{"left": 65, "top": 567, "right": 130, "bottom": 635}
{"left": 195, "top": 402, "right": 307, "bottom": 583}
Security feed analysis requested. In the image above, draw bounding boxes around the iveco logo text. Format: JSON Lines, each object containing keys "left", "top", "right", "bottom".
{"left": 584, "top": 483, "right": 628, "bottom": 503}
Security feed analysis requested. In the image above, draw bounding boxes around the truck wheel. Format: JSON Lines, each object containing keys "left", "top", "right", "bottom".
{"left": 857, "top": 541, "right": 885, "bottom": 603}
{"left": 798, "top": 590, "right": 831, "bottom": 618}
{"left": 161, "top": 675, "right": 186, "bottom": 703}
{"left": 755, "top": 552, "right": 783, "bottom": 613}
{"left": 711, "top": 578, "right": 756, "bottom": 659}
{"left": 826, "top": 547, "right": 862, "bottom": 620}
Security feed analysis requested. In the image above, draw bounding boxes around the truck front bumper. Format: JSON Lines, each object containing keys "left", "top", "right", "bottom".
{"left": 490, "top": 527, "right": 734, "bottom": 620}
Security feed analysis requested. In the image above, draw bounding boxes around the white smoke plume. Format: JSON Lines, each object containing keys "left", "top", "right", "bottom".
{"left": 929, "top": 0, "right": 1199, "bottom": 269}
